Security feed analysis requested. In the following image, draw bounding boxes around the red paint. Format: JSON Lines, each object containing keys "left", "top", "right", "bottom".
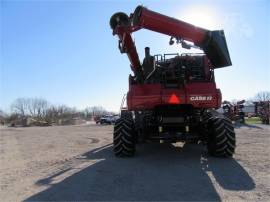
{"left": 133, "top": 6, "right": 207, "bottom": 45}
{"left": 113, "top": 27, "right": 141, "bottom": 73}
{"left": 127, "top": 83, "right": 221, "bottom": 110}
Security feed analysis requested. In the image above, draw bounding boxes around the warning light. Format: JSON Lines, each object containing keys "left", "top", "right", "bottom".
{"left": 168, "top": 94, "right": 180, "bottom": 104}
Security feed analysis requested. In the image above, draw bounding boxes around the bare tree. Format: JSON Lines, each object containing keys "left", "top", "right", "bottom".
{"left": 11, "top": 98, "right": 30, "bottom": 116}
{"left": 11, "top": 97, "right": 49, "bottom": 121}
{"left": 84, "top": 106, "right": 107, "bottom": 119}
{"left": 28, "top": 98, "right": 48, "bottom": 119}
{"left": 56, "top": 105, "right": 75, "bottom": 118}
{"left": 45, "top": 106, "right": 57, "bottom": 123}
{"left": 45, "top": 105, "right": 78, "bottom": 124}
{"left": 254, "top": 91, "right": 270, "bottom": 102}
{"left": 10, "top": 97, "right": 110, "bottom": 125}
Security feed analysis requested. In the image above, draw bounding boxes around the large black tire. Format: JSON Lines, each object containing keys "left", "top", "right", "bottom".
{"left": 203, "top": 113, "right": 236, "bottom": 157}
{"left": 113, "top": 117, "right": 136, "bottom": 157}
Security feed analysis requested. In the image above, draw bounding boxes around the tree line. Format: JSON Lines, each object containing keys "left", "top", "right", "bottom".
{"left": 0, "top": 98, "right": 115, "bottom": 126}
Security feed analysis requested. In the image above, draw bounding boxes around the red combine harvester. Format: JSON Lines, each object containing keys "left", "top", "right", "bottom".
{"left": 110, "top": 6, "right": 235, "bottom": 157}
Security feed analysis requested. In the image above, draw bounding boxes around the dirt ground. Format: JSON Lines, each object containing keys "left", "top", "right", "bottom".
{"left": 0, "top": 123, "right": 269, "bottom": 201}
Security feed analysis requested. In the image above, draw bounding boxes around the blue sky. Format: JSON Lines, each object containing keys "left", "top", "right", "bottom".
{"left": 1, "top": 0, "right": 270, "bottom": 112}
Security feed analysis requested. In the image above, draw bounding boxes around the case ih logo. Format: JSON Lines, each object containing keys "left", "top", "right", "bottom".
{"left": 190, "top": 96, "right": 213, "bottom": 101}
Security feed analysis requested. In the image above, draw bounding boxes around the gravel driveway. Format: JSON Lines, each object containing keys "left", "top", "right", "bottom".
{"left": 0, "top": 123, "right": 269, "bottom": 201}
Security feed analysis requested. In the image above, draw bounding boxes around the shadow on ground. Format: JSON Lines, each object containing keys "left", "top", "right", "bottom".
{"left": 234, "top": 122, "right": 263, "bottom": 129}
{"left": 25, "top": 143, "right": 255, "bottom": 201}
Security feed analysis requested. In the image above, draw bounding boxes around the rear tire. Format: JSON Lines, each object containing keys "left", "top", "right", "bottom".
{"left": 113, "top": 117, "right": 136, "bottom": 157}
{"left": 204, "top": 113, "right": 236, "bottom": 157}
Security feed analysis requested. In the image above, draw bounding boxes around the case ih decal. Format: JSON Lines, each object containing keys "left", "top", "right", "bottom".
{"left": 190, "top": 96, "right": 213, "bottom": 101}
